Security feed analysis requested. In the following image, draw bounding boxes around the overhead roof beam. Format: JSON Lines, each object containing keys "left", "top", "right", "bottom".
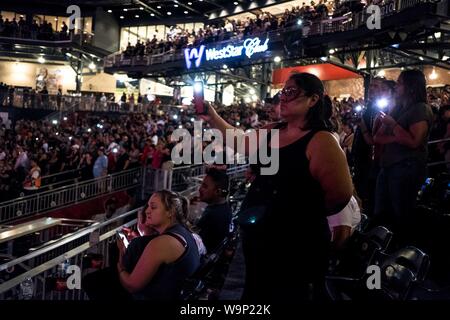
{"left": 173, "top": 0, "right": 205, "bottom": 16}
{"left": 132, "top": 0, "right": 163, "bottom": 18}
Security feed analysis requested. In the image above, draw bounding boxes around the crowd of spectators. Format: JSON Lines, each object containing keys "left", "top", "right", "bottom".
{"left": 0, "top": 15, "right": 70, "bottom": 40}
{"left": 121, "top": 0, "right": 402, "bottom": 60}
{"left": 122, "top": 0, "right": 371, "bottom": 58}
{"left": 0, "top": 82, "right": 448, "bottom": 204}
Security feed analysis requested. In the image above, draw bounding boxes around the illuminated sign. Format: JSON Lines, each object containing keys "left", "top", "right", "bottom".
{"left": 184, "top": 37, "right": 269, "bottom": 69}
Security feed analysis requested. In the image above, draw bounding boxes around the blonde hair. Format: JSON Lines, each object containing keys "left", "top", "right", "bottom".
{"left": 154, "top": 190, "right": 192, "bottom": 230}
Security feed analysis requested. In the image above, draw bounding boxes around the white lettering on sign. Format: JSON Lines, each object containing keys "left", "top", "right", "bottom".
{"left": 184, "top": 37, "right": 269, "bottom": 69}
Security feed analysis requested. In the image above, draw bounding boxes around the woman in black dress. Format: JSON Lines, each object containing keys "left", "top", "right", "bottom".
{"left": 202, "top": 73, "right": 353, "bottom": 300}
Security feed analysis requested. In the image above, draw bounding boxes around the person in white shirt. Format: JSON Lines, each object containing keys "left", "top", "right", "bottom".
{"left": 327, "top": 195, "right": 361, "bottom": 250}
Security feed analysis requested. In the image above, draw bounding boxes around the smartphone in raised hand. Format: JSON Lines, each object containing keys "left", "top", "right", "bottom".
{"left": 193, "top": 81, "right": 207, "bottom": 115}
{"left": 117, "top": 230, "right": 129, "bottom": 248}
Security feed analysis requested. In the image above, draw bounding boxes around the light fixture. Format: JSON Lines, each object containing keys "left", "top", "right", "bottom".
{"left": 173, "top": 114, "right": 178, "bottom": 120}
{"left": 273, "top": 56, "right": 281, "bottom": 63}
{"left": 140, "top": 7, "right": 144, "bottom": 10}
{"left": 38, "top": 56, "right": 46, "bottom": 64}
{"left": 377, "top": 70, "right": 386, "bottom": 77}
{"left": 135, "top": 15, "right": 139, "bottom": 18}
{"left": 174, "top": 4, "right": 179, "bottom": 7}
{"left": 329, "top": 49, "right": 335, "bottom": 54}
{"left": 234, "top": 1, "right": 239, "bottom": 4}
{"left": 429, "top": 68, "right": 438, "bottom": 80}
{"left": 199, "top": 0, "right": 203, "bottom": 2}
{"left": 443, "top": 56, "right": 449, "bottom": 61}
{"left": 184, "top": 11, "right": 188, "bottom": 14}
{"left": 88, "top": 62, "right": 96, "bottom": 70}
{"left": 320, "top": 56, "right": 328, "bottom": 61}
{"left": 107, "top": 9, "right": 112, "bottom": 13}
{"left": 223, "top": 64, "right": 228, "bottom": 69}
{"left": 55, "top": 18, "right": 58, "bottom": 21}
{"left": 120, "top": 16, "right": 124, "bottom": 19}
{"left": 355, "top": 105, "right": 363, "bottom": 112}
{"left": 167, "top": 11, "right": 172, "bottom": 15}
{"left": 297, "top": 19, "right": 302, "bottom": 26}
{"left": 434, "top": 32, "right": 441, "bottom": 38}
{"left": 249, "top": 88, "right": 255, "bottom": 95}
{"left": 188, "top": 1, "right": 192, "bottom": 4}
{"left": 236, "top": 122, "right": 240, "bottom": 126}
{"left": 52, "top": 120, "right": 58, "bottom": 125}
{"left": 151, "top": 13, "right": 155, "bottom": 16}
{"left": 419, "top": 56, "right": 424, "bottom": 61}
{"left": 157, "top": 5, "right": 162, "bottom": 8}
{"left": 178, "top": 125, "right": 183, "bottom": 129}
{"left": 190, "top": 117, "right": 195, "bottom": 122}
{"left": 123, "top": 8, "right": 128, "bottom": 11}
{"left": 63, "top": 117, "right": 68, "bottom": 121}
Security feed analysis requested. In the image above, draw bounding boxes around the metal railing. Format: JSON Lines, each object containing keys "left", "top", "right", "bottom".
{"left": 3, "top": 92, "right": 155, "bottom": 115}
{"left": 0, "top": 208, "right": 139, "bottom": 300}
{"left": 104, "top": 0, "right": 426, "bottom": 69}
{"left": 0, "top": 160, "right": 250, "bottom": 300}
{"left": 0, "top": 28, "right": 94, "bottom": 45}
{"left": 40, "top": 168, "right": 82, "bottom": 188}
{"left": 170, "top": 164, "right": 207, "bottom": 192}
{"left": 0, "top": 167, "right": 145, "bottom": 224}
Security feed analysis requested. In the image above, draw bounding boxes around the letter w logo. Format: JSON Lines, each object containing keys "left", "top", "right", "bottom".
{"left": 184, "top": 46, "right": 205, "bottom": 69}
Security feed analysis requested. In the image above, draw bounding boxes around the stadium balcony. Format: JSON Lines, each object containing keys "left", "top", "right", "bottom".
{"left": 103, "top": 0, "right": 446, "bottom": 77}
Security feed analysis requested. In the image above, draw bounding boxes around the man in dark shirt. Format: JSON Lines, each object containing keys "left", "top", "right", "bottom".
{"left": 197, "top": 168, "right": 232, "bottom": 253}
{"left": 352, "top": 77, "right": 384, "bottom": 214}
{"left": 115, "top": 145, "right": 130, "bottom": 172}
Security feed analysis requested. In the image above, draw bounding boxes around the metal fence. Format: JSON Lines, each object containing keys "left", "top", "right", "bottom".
{"left": 0, "top": 209, "right": 138, "bottom": 300}
{"left": 5, "top": 93, "right": 143, "bottom": 114}
{"left": 0, "top": 28, "right": 94, "bottom": 46}
{"left": 0, "top": 167, "right": 145, "bottom": 224}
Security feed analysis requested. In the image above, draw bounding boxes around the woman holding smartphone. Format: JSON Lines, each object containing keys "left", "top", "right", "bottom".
{"left": 116, "top": 190, "right": 200, "bottom": 300}
{"left": 201, "top": 73, "right": 353, "bottom": 301}
{"left": 373, "top": 70, "right": 433, "bottom": 242}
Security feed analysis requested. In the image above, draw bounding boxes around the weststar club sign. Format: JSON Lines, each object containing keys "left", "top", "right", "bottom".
{"left": 184, "top": 37, "right": 269, "bottom": 69}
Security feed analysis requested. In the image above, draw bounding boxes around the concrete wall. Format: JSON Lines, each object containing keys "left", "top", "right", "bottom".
{"left": 0, "top": 61, "right": 116, "bottom": 94}
{"left": 93, "top": 7, "right": 120, "bottom": 53}
{"left": 324, "top": 78, "right": 365, "bottom": 99}
{"left": 383, "top": 66, "right": 450, "bottom": 87}
{"left": 82, "top": 72, "right": 117, "bottom": 93}
{"left": 0, "top": 61, "right": 76, "bottom": 93}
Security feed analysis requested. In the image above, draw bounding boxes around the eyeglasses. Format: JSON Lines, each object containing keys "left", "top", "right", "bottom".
{"left": 280, "top": 87, "right": 300, "bottom": 97}
{"left": 280, "top": 87, "right": 308, "bottom": 102}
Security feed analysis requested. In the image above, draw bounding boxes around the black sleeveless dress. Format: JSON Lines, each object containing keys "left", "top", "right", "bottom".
{"left": 240, "top": 128, "right": 331, "bottom": 301}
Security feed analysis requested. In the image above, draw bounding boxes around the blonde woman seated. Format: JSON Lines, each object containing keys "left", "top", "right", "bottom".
{"left": 117, "top": 190, "right": 200, "bottom": 300}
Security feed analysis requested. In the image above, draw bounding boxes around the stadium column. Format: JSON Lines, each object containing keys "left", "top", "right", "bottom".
{"left": 215, "top": 72, "right": 220, "bottom": 104}
{"left": 364, "top": 49, "right": 375, "bottom": 102}
{"left": 260, "top": 62, "right": 271, "bottom": 100}
{"left": 75, "top": 52, "right": 83, "bottom": 93}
